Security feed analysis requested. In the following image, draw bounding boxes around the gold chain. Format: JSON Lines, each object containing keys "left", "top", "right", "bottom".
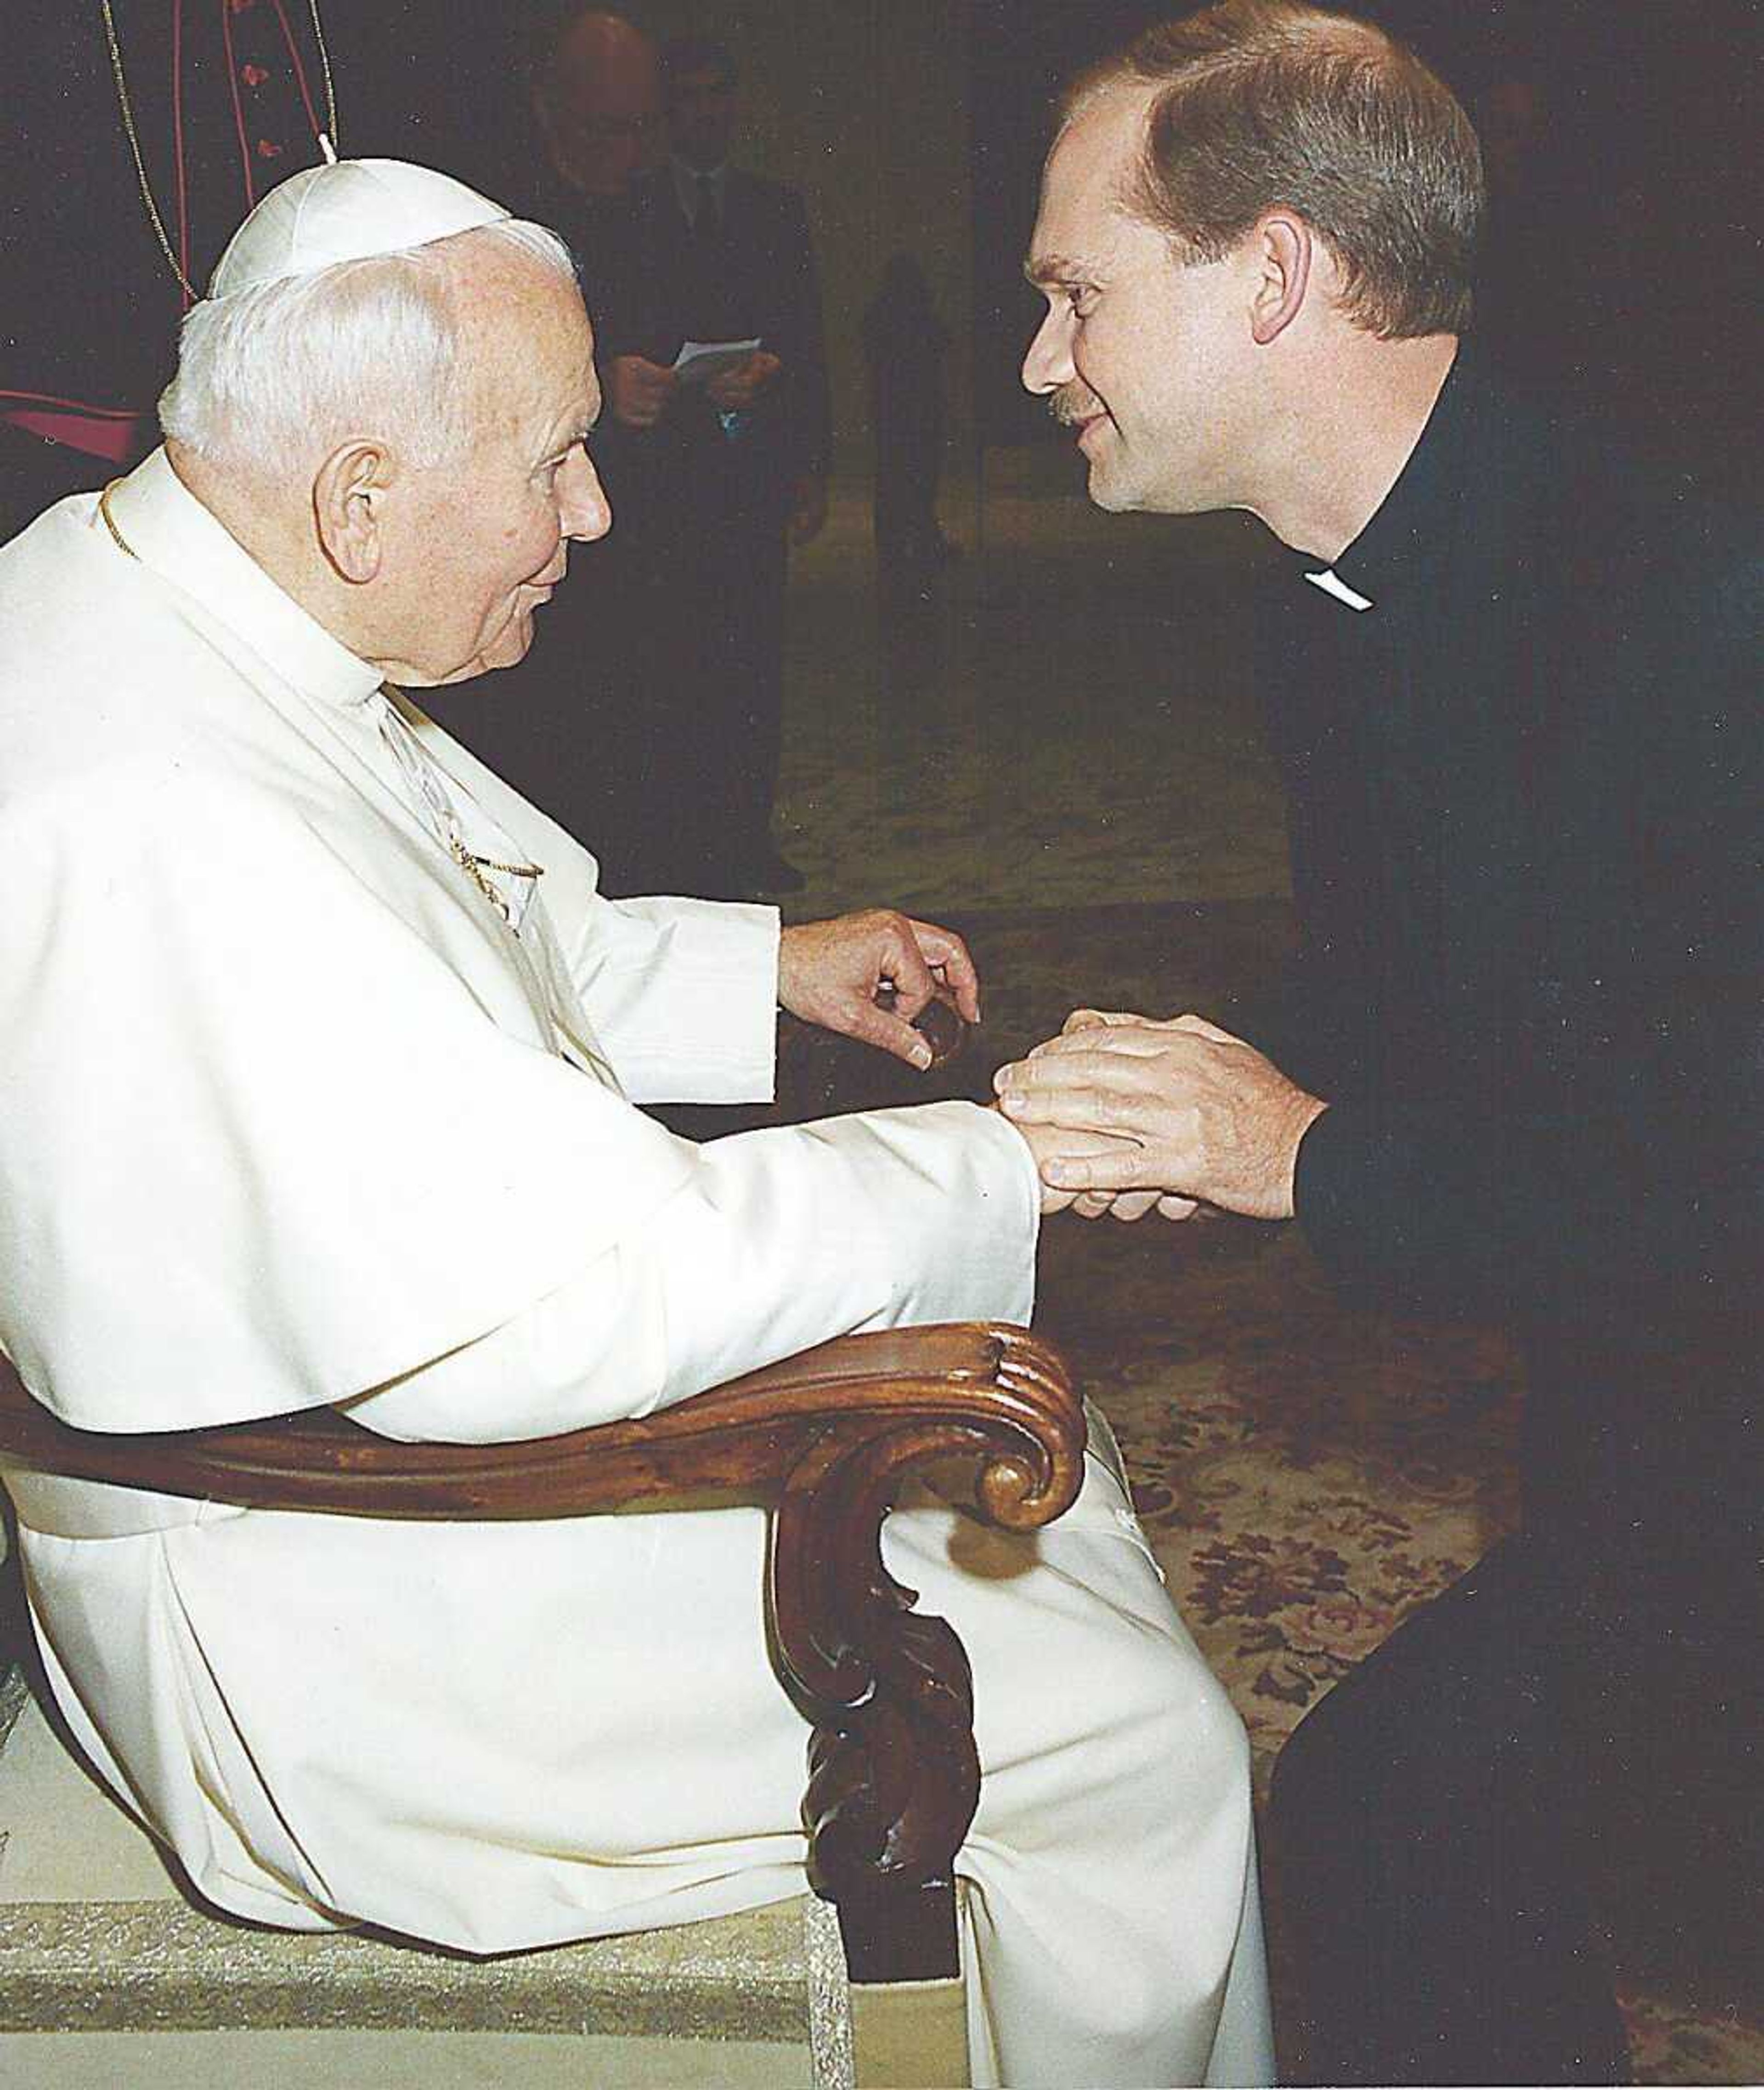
{"left": 379, "top": 686, "right": 544, "bottom": 926}
{"left": 99, "top": 0, "right": 339, "bottom": 303}
{"left": 444, "top": 834, "right": 520, "bottom": 925}
{"left": 456, "top": 847, "right": 546, "bottom": 880}
{"left": 97, "top": 481, "right": 134, "bottom": 556}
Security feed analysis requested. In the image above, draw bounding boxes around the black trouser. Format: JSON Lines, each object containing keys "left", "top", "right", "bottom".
{"left": 1269, "top": 1526, "right": 1759, "bottom": 2084}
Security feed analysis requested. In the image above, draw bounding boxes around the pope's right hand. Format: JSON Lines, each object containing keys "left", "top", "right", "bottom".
{"left": 610, "top": 355, "right": 678, "bottom": 430}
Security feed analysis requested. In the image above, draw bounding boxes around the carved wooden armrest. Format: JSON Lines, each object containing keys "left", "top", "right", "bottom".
{"left": 0, "top": 1323, "right": 1084, "bottom": 1986}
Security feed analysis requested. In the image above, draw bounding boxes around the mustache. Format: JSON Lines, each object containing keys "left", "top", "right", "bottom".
{"left": 1050, "top": 387, "right": 1103, "bottom": 428}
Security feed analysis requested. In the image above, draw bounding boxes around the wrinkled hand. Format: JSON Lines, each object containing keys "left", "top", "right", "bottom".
{"left": 610, "top": 355, "right": 678, "bottom": 430}
{"left": 993, "top": 1010, "right": 1327, "bottom": 1220}
{"left": 1047, "top": 1010, "right": 1199, "bottom": 1221}
{"left": 707, "top": 349, "right": 782, "bottom": 411}
{"left": 778, "top": 909, "right": 980, "bottom": 1069}
{"left": 1000, "top": 1111, "right": 1146, "bottom": 1218}
{"left": 789, "top": 473, "right": 829, "bottom": 545}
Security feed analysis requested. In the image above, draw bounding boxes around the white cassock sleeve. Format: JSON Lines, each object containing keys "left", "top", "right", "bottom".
{"left": 565, "top": 893, "right": 782, "bottom": 1105}
{"left": 346, "top": 1102, "right": 1038, "bottom": 1443}
{"left": 341, "top": 711, "right": 1042, "bottom": 1441}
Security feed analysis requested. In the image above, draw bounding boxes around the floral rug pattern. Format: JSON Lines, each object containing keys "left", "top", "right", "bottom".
{"left": 1036, "top": 1219, "right": 1522, "bottom": 1780}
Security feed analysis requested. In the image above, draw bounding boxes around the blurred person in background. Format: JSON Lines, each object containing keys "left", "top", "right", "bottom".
{"left": 580, "top": 31, "right": 832, "bottom": 898}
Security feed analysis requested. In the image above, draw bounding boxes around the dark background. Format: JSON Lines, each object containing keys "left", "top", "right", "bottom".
{"left": 2, "top": 2, "right": 1758, "bottom": 484}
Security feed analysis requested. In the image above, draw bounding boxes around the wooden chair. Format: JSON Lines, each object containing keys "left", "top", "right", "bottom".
{"left": 0, "top": 1320, "right": 1084, "bottom": 2089}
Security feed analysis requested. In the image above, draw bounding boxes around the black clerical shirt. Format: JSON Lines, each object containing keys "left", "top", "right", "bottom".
{"left": 1238, "top": 350, "right": 1760, "bottom": 1546}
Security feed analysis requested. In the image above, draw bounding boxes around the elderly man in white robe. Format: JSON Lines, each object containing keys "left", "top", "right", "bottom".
{"left": 0, "top": 160, "right": 1272, "bottom": 2088}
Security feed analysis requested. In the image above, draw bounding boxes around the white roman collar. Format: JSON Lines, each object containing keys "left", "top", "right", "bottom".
{"left": 100, "top": 448, "right": 385, "bottom": 709}
{"left": 1303, "top": 567, "right": 1375, "bottom": 613}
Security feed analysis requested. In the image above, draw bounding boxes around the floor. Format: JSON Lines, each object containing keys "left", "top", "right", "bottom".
{"left": 772, "top": 462, "right": 1290, "bottom": 923}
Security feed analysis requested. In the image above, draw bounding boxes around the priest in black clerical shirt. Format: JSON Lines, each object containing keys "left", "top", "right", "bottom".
{"left": 1003, "top": 5, "right": 1759, "bottom": 2083}
{"left": 1235, "top": 347, "right": 1758, "bottom": 2083}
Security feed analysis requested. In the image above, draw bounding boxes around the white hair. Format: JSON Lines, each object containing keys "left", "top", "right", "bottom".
{"left": 158, "top": 220, "right": 578, "bottom": 473}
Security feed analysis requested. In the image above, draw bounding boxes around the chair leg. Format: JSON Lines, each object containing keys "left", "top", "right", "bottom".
{"left": 0, "top": 1501, "right": 26, "bottom": 1688}
{"left": 840, "top": 1880, "right": 971, "bottom": 2090}
{"left": 836, "top": 1875, "right": 958, "bottom": 1985}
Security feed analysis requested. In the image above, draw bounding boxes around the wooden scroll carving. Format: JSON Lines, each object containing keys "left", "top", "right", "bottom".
{"left": 0, "top": 1321, "right": 1085, "bottom": 1986}
{"left": 771, "top": 1325, "right": 1082, "bottom": 1982}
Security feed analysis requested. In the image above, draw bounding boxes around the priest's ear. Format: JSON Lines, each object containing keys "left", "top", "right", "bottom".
{"left": 1248, "top": 211, "right": 1313, "bottom": 346}
{"left": 313, "top": 441, "right": 394, "bottom": 583}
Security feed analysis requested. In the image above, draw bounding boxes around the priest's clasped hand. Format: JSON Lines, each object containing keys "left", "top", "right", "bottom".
{"left": 778, "top": 910, "right": 980, "bottom": 1068}
{"left": 993, "top": 1010, "right": 1328, "bottom": 1222}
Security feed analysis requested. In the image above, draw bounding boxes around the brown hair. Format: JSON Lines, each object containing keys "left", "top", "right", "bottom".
{"left": 1064, "top": 0, "right": 1482, "bottom": 338}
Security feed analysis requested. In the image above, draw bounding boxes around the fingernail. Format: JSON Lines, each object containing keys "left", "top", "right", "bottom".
{"left": 1045, "top": 1161, "right": 1076, "bottom": 1184}
{"left": 910, "top": 1042, "right": 933, "bottom": 1070}
{"left": 999, "top": 1093, "right": 1023, "bottom": 1115}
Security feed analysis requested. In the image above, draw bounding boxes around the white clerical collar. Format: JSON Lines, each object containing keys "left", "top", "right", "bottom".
{"left": 1303, "top": 567, "right": 1375, "bottom": 612}
{"left": 101, "top": 447, "right": 384, "bottom": 709}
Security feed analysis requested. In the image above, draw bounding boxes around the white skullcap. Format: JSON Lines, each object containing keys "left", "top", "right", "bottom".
{"left": 207, "top": 158, "right": 511, "bottom": 298}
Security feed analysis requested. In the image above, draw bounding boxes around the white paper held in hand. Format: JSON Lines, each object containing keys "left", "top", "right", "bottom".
{"left": 672, "top": 338, "right": 763, "bottom": 387}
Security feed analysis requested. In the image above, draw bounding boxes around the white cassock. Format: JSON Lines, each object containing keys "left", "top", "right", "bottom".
{"left": 0, "top": 451, "right": 1272, "bottom": 2088}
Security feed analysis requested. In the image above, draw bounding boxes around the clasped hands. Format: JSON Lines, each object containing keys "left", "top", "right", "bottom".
{"left": 777, "top": 916, "right": 1119, "bottom": 1216}
{"left": 994, "top": 1010, "right": 1327, "bottom": 1223}
{"left": 780, "top": 928, "right": 1325, "bottom": 1224}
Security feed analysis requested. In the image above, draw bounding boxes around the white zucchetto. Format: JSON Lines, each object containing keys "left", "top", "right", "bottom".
{"left": 207, "top": 159, "right": 511, "bottom": 299}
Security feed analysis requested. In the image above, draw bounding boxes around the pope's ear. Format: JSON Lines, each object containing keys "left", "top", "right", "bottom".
{"left": 1249, "top": 211, "right": 1312, "bottom": 346}
{"left": 313, "top": 440, "right": 391, "bottom": 584}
